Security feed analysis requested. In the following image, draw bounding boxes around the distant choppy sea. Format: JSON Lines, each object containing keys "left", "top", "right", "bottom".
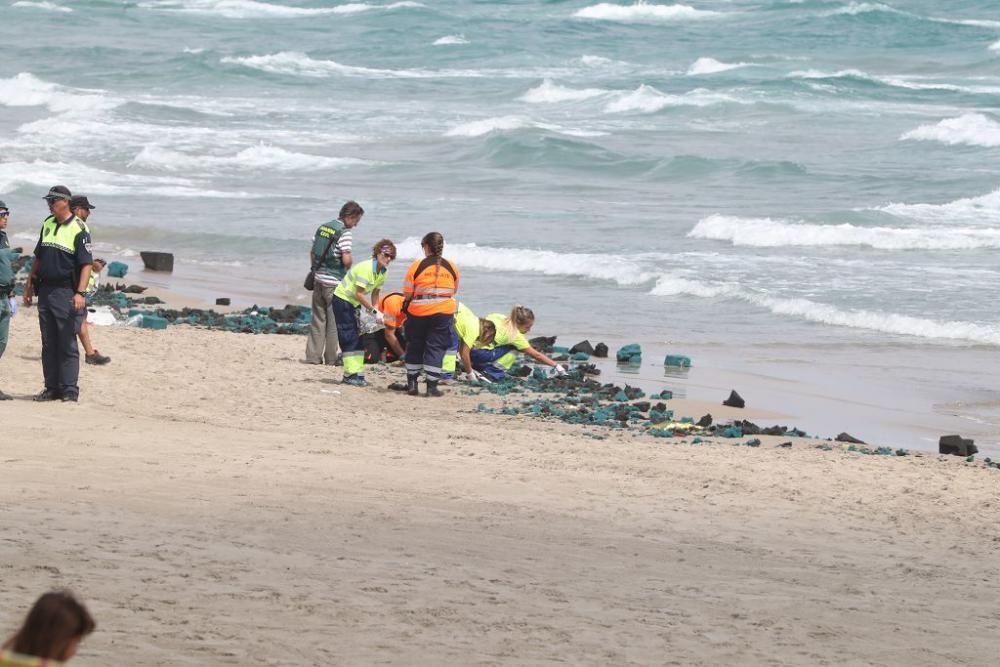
{"left": 4, "top": 0, "right": 1000, "bottom": 446}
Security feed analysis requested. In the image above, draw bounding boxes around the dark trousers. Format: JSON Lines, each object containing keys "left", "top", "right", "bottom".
{"left": 37, "top": 285, "right": 83, "bottom": 396}
{"left": 404, "top": 313, "right": 454, "bottom": 381}
{"left": 331, "top": 295, "right": 365, "bottom": 376}
{"left": 470, "top": 344, "right": 517, "bottom": 381}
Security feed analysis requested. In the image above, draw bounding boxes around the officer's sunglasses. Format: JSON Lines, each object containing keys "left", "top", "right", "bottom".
{"left": 0, "top": 211, "right": 9, "bottom": 218}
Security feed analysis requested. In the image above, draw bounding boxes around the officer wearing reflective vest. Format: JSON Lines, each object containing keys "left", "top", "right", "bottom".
{"left": 332, "top": 239, "right": 396, "bottom": 386}
{"left": 401, "top": 232, "right": 459, "bottom": 397}
{"left": 23, "top": 185, "right": 93, "bottom": 402}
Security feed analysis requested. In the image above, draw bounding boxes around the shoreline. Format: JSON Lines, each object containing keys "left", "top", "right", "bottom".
{"left": 85, "top": 264, "right": 1000, "bottom": 456}
{"left": 0, "top": 309, "right": 997, "bottom": 665}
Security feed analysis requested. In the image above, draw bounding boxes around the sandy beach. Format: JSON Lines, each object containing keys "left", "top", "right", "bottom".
{"left": 1, "top": 309, "right": 998, "bottom": 666}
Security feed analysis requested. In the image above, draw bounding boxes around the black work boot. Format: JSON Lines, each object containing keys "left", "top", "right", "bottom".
{"left": 425, "top": 380, "right": 444, "bottom": 398}
{"left": 406, "top": 375, "right": 420, "bottom": 396}
{"left": 33, "top": 388, "right": 61, "bottom": 402}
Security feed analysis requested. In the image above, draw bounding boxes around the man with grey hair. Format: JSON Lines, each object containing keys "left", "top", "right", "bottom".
{"left": 23, "top": 186, "right": 93, "bottom": 402}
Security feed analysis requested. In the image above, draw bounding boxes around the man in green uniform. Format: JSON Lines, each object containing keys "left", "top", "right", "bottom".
{"left": 304, "top": 200, "right": 363, "bottom": 365}
{"left": 0, "top": 199, "right": 21, "bottom": 400}
{"left": 23, "top": 186, "right": 93, "bottom": 402}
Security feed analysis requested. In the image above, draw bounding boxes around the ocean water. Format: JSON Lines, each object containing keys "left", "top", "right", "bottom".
{"left": 3, "top": 0, "right": 1000, "bottom": 449}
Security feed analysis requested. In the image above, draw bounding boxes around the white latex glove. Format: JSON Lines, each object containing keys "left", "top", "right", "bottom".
{"left": 463, "top": 372, "right": 476, "bottom": 382}
{"left": 374, "top": 311, "right": 385, "bottom": 325}
{"left": 8, "top": 297, "right": 17, "bottom": 317}
{"left": 473, "top": 370, "right": 493, "bottom": 384}
{"left": 552, "top": 364, "right": 567, "bottom": 376}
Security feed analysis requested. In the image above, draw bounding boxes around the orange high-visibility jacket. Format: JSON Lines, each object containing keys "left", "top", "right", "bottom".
{"left": 379, "top": 292, "right": 407, "bottom": 329}
{"left": 402, "top": 256, "right": 460, "bottom": 317}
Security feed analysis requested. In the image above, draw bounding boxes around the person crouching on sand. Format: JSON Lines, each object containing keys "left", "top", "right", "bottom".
{"left": 402, "top": 232, "right": 459, "bottom": 397}
{"left": 332, "top": 239, "right": 396, "bottom": 386}
{"left": 1, "top": 590, "right": 95, "bottom": 665}
{"left": 471, "top": 305, "right": 566, "bottom": 382}
{"left": 451, "top": 302, "right": 497, "bottom": 382}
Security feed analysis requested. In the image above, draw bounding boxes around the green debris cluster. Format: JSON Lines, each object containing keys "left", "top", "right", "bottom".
{"left": 616, "top": 343, "right": 642, "bottom": 366}
{"left": 152, "top": 304, "right": 312, "bottom": 335}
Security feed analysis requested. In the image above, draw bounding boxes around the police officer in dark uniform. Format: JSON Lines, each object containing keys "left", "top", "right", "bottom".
{"left": 23, "top": 185, "right": 93, "bottom": 402}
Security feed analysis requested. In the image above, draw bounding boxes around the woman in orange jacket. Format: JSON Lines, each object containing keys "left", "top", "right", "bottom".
{"left": 402, "top": 232, "right": 459, "bottom": 397}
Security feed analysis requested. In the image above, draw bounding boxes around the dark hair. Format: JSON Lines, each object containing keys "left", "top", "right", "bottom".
{"left": 371, "top": 239, "right": 396, "bottom": 259}
{"left": 5, "top": 591, "right": 95, "bottom": 660}
{"left": 339, "top": 201, "right": 364, "bottom": 220}
{"left": 93, "top": 258, "right": 107, "bottom": 268}
{"left": 421, "top": 231, "right": 445, "bottom": 275}
{"left": 478, "top": 318, "right": 497, "bottom": 347}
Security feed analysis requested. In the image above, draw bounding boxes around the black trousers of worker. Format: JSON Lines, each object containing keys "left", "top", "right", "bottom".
{"left": 404, "top": 313, "right": 454, "bottom": 381}
{"left": 37, "top": 285, "right": 83, "bottom": 397}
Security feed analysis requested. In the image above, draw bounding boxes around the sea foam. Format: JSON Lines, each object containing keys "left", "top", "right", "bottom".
{"left": 130, "top": 145, "right": 369, "bottom": 172}
{"left": 604, "top": 84, "right": 739, "bottom": 113}
{"left": 650, "top": 274, "right": 1000, "bottom": 345}
{"left": 520, "top": 80, "right": 607, "bottom": 104}
{"left": 11, "top": 1, "right": 72, "bottom": 11}
{"left": 573, "top": 2, "right": 721, "bottom": 22}
{"left": 875, "top": 188, "right": 1000, "bottom": 225}
{"left": 138, "top": 0, "right": 423, "bottom": 19}
{"left": 394, "top": 238, "right": 657, "bottom": 286}
{"left": 0, "top": 73, "right": 121, "bottom": 114}
{"left": 686, "top": 57, "right": 748, "bottom": 75}
{"left": 788, "top": 69, "right": 1000, "bottom": 94}
{"left": 901, "top": 113, "right": 1000, "bottom": 148}
{"left": 688, "top": 214, "right": 1000, "bottom": 250}
{"left": 433, "top": 35, "right": 469, "bottom": 45}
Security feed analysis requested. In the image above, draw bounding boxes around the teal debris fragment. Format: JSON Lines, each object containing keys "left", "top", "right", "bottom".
{"left": 650, "top": 389, "right": 673, "bottom": 401}
{"left": 663, "top": 354, "right": 691, "bottom": 368}
{"left": 616, "top": 343, "right": 642, "bottom": 365}
{"left": 720, "top": 426, "right": 742, "bottom": 438}
{"left": 571, "top": 351, "right": 590, "bottom": 361}
{"left": 106, "top": 261, "right": 129, "bottom": 278}
{"left": 744, "top": 439, "right": 761, "bottom": 447}
{"left": 139, "top": 314, "right": 168, "bottom": 330}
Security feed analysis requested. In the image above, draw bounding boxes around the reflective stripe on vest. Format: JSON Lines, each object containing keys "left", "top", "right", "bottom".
{"left": 40, "top": 215, "right": 87, "bottom": 254}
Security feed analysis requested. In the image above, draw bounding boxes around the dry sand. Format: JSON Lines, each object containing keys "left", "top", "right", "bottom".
{"left": 0, "top": 310, "right": 998, "bottom": 666}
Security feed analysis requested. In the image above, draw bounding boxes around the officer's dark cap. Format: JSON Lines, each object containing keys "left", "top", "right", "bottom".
{"left": 43, "top": 185, "right": 72, "bottom": 201}
{"left": 70, "top": 195, "right": 95, "bottom": 210}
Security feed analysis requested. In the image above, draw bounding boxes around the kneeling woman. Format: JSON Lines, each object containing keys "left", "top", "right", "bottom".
{"left": 332, "top": 240, "right": 396, "bottom": 386}
{"left": 452, "top": 302, "right": 497, "bottom": 381}
{"left": 402, "top": 232, "right": 459, "bottom": 397}
{"left": 471, "top": 305, "right": 565, "bottom": 381}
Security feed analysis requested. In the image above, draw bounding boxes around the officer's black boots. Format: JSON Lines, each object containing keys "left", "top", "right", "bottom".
{"left": 33, "top": 389, "right": 61, "bottom": 402}
{"left": 406, "top": 375, "right": 419, "bottom": 396}
{"left": 425, "top": 380, "right": 443, "bottom": 398}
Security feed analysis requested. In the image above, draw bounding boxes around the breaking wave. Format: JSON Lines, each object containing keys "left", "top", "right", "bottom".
{"left": 603, "top": 84, "right": 741, "bottom": 113}
{"left": 519, "top": 80, "right": 608, "bottom": 103}
{"left": 788, "top": 69, "right": 1000, "bottom": 94}
{"left": 686, "top": 57, "right": 748, "bottom": 75}
{"left": 11, "top": 1, "right": 72, "bottom": 11}
{"left": 573, "top": 2, "right": 721, "bottom": 22}
{"left": 130, "top": 145, "right": 371, "bottom": 172}
{"left": 688, "top": 214, "right": 1000, "bottom": 250}
{"left": 650, "top": 275, "right": 1000, "bottom": 345}
{"left": 900, "top": 113, "right": 1000, "bottom": 148}
{"left": 433, "top": 35, "right": 469, "bottom": 45}
{"left": 875, "top": 188, "right": 1000, "bottom": 224}
{"left": 138, "top": 0, "right": 424, "bottom": 19}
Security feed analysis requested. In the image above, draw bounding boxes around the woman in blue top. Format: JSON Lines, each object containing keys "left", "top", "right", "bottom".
{"left": 332, "top": 239, "right": 396, "bottom": 386}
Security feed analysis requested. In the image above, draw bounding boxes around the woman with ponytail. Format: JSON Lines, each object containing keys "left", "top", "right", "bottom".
{"left": 470, "top": 305, "right": 566, "bottom": 381}
{"left": 401, "top": 232, "right": 459, "bottom": 397}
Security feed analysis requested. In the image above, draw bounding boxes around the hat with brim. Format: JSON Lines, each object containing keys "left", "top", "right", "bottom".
{"left": 0, "top": 200, "right": 7, "bottom": 210}
{"left": 69, "top": 195, "right": 95, "bottom": 210}
{"left": 43, "top": 185, "right": 72, "bottom": 201}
